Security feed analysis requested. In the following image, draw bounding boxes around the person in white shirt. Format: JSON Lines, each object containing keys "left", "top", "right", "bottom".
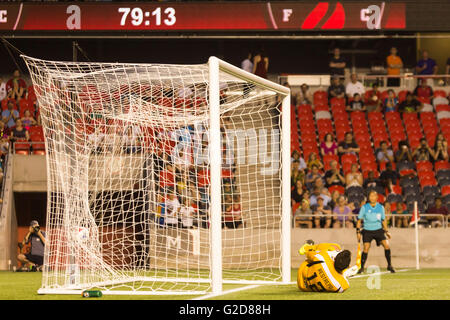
{"left": 345, "top": 73, "right": 365, "bottom": 98}
{"left": 165, "top": 192, "right": 180, "bottom": 227}
{"left": 180, "top": 199, "right": 196, "bottom": 228}
{"left": 0, "top": 78, "right": 7, "bottom": 102}
{"left": 241, "top": 52, "right": 253, "bottom": 73}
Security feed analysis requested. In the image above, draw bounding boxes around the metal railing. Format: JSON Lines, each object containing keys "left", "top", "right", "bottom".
{"left": 279, "top": 73, "right": 450, "bottom": 94}
{"left": 292, "top": 213, "right": 448, "bottom": 228}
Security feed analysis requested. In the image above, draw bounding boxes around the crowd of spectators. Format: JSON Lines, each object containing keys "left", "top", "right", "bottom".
{"left": 289, "top": 47, "right": 450, "bottom": 229}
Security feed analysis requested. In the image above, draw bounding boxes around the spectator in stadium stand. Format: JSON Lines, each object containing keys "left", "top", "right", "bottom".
{"left": 2, "top": 100, "right": 19, "bottom": 129}
{"left": 395, "top": 140, "right": 413, "bottom": 164}
{"left": 6, "top": 69, "right": 27, "bottom": 102}
{"left": 314, "top": 196, "right": 332, "bottom": 228}
{"left": 0, "top": 77, "right": 7, "bottom": 102}
{"left": 305, "top": 164, "right": 323, "bottom": 191}
{"left": 328, "top": 189, "right": 341, "bottom": 211}
{"left": 10, "top": 119, "right": 29, "bottom": 142}
{"left": 313, "top": 177, "right": 326, "bottom": 194}
{"left": 397, "top": 92, "right": 423, "bottom": 113}
{"left": 241, "top": 52, "right": 253, "bottom": 74}
{"left": 320, "top": 133, "right": 338, "bottom": 156}
{"left": 324, "top": 160, "right": 346, "bottom": 188}
{"left": 413, "top": 78, "right": 434, "bottom": 101}
{"left": 298, "top": 83, "right": 313, "bottom": 106}
{"left": 338, "top": 132, "right": 360, "bottom": 156}
{"left": 346, "top": 93, "right": 366, "bottom": 112}
{"left": 345, "top": 163, "right": 363, "bottom": 189}
{"left": 282, "top": 82, "right": 297, "bottom": 106}
{"left": 306, "top": 152, "right": 324, "bottom": 171}
{"left": 426, "top": 197, "right": 449, "bottom": 228}
{"left": 21, "top": 109, "right": 37, "bottom": 130}
{"left": 363, "top": 171, "right": 382, "bottom": 190}
{"left": 292, "top": 179, "right": 306, "bottom": 208}
{"left": 332, "top": 195, "right": 354, "bottom": 228}
{"left": 415, "top": 50, "right": 438, "bottom": 83}
{"left": 364, "top": 83, "right": 382, "bottom": 112}
{"left": 386, "top": 47, "right": 403, "bottom": 87}
{"left": 327, "top": 76, "right": 346, "bottom": 103}
{"left": 376, "top": 141, "right": 395, "bottom": 163}
{"left": 309, "top": 186, "right": 331, "bottom": 208}
{"left": 383, "top": 89, "right": 398, "bottom": 112}
{"left": 291, "top": 149, "right": 307, "bottom": 171}
{"left": 252, "top": 50, "right": 269, "bottom": 79}
{"left": 345, "top": 73, "right": 365, "bottom": 99}
{"left": 392, "top": 201, "right": 409, "bottom": 228}
{"left": 294, "top": 199, "right": 313, "bottom": 228}
{"left": 164, "top": 190, "right": 181, "bottom": 228}
{"left": 291, "top": 159, "right": 305, "bottom": 188}
{"left": 432, "top": 136, "right": 449, "bottom": 162}
{"left": 180, "top": 198, "right": 196, "bottom": 229}
{"left": 379, "top": 162, "right": 400, "bottom": 190}
{"left": 412, "top": 138, "right": 435, "bottom": 162}
{"left": 329, "top": 47, "right": 346, "bottom": 79}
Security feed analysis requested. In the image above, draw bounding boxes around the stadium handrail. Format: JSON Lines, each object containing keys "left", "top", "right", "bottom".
{"left": 293, "top": 213, "right": 448, "bottom": 228}
{"left": 279, "top": 73, "right": 450, "bottom": 90}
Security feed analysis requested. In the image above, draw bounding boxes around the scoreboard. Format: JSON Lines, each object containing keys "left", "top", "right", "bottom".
{"left": 0, "top": 1, "right": 448, "bottom": 34}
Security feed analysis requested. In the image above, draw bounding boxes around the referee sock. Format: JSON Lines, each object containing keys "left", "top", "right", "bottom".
{"left": 385, "top": 249, "right": 392, "bottom": 266}
{"left": 361, "top": 252, "right": 368, "bottom": 269}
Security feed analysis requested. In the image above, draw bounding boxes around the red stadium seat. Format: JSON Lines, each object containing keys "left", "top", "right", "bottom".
{"left": 329, "top": 185, "right": 345, "bottom": 195}
{"left": 313, "top": 90, "right": 327, "bottom": 103}
{"left": 323, "top": 154, "right": 339, "bottom": 166}
{"left": 435, "top": 104, "right": 450, "bottom": 113}
{"left": 14, "top": 142, "right": 31, "bottom": 154}
{"left": 377, "top": 194, "right": 386, "bottom": 204}
{"left": 435, "top": 160, "right": 450, "bottom": 172}
{"left": 330, "top": 97, "right": 345, "bottom": 107}
{"left": 363, "top": 170, "right": 379, "bottom": 179}
{"left": 442, "top": 185, "right": 450, "bottom": 196}
{"left": 434, "top": 90, "right": 447, "bottom": 98}
{"left": 397, "top": 90, "right": 409, "bottom": 103}
{"left": 416, "top": 161, "right": 433, "bottom": 173}
{"left": 341, "top": 153, "right": 358, "bottom": 165}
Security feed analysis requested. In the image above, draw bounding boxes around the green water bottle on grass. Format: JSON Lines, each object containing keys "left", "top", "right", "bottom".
{"left": 82, "top": 290, "right": 102, "bottom": 298}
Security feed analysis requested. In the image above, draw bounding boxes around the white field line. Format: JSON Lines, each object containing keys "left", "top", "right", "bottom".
{"left": 349, "top": 269, "right": 409, "bottom": 279}
{"left": 192, "top": 285, "right": 261, "bottom": 300}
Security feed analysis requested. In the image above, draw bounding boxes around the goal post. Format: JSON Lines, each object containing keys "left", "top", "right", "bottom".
{"left": 23, "top": 55, "right": 291, "bottom": 295}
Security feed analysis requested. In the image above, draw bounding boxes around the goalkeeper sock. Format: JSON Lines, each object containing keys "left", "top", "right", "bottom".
{"left": 385, "top": 249, "right": 392, "bottom": 266}
{"left": 360, "top": 252, "right": 368, "bottom": 269}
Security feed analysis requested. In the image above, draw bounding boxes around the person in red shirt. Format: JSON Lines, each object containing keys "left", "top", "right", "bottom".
{"left": 413, "top": 78, "right": 434, "bottom": 101}
{"left": 426, "top": 197, "right": 448, "bottom": 227}
{"left": 6, "top": 70, "right": 27, "bottom": 102}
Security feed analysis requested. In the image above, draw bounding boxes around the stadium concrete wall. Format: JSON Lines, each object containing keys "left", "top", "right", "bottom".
{"left": 291, "top": 229, "right": 450, "bottom": 269}
{"left": 6, "top": 155, "right": 450, "bottom": 270}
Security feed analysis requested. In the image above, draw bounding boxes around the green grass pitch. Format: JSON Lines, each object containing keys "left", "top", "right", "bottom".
{"left": 1, "top": 268, "right": 449, "bottom": 300}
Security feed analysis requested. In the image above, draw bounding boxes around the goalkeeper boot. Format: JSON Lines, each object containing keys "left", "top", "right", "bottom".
{"left": 387, "top": 265, "right": 396, "bottom": 273}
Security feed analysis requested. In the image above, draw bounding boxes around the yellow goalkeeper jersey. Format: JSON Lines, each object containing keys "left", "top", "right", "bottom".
{"left": 297, "top": 243, "right": 350, "bottom": 293}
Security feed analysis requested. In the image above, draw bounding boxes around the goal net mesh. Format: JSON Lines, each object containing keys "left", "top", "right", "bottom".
{"left": 23, "top": 56, "right": 284, "bottom": 294}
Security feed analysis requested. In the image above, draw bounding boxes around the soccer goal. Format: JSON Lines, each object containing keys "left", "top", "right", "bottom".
{"left": 23, "top": 55, "right": 291, "bottom": 295}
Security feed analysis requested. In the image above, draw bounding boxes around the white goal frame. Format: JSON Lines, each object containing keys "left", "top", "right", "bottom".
{"left": 25, "top": 55, "right": 291, "bottom": 296}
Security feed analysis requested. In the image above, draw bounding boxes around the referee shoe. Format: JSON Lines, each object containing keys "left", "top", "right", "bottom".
{"left": 357, "top": 268, "right": 364, "bottom": 274}
{"left": 387, "top": 265, "right": 396, "bottom": 273}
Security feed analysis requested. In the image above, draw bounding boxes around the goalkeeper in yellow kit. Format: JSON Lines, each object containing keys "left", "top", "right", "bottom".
{"left": 297, "top": 240, "right": 358, "bottom": 293}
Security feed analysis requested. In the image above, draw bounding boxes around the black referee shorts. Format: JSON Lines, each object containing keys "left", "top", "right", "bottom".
{"left": 361, "top": 228, "right": 386, "bottom": 247}
{"left": 25, "top": 253, "right": 44, "bottom": 266}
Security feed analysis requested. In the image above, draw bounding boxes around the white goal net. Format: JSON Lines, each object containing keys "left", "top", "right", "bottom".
{"left": 23, "top": 55, "right": 291, "bottom": 295}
